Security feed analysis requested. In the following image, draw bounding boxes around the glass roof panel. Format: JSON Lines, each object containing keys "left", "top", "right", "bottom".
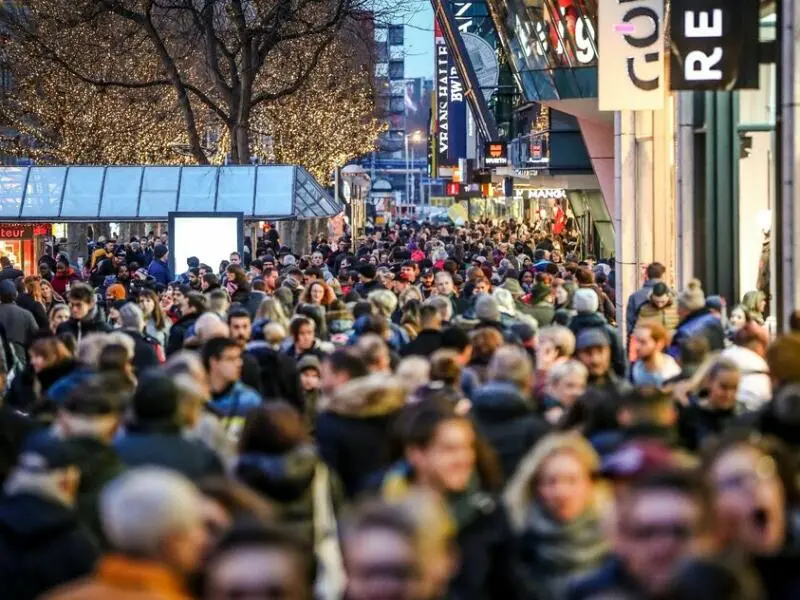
{"left": 100, "top": 167, "right": 142, "bottom": 218}
{"left": 61, "top": 167, "right": 104, "bottom": 218}
{"left": 217, "top": 167, "right": 256, "bottom": 214}
{"left": 254, "top": 166, "right": 293, "bottom": 216}
{"left": 177, "top": 167, "right": 216, "bottom": 212}
{"left": 22, "top": 167, "right": 67, "bottom": 218}
{"left": 0, "top": 167, "right": 27, "bottom": 218}
{"left": 140, "top": 167, "right": 179, "bottom": 217}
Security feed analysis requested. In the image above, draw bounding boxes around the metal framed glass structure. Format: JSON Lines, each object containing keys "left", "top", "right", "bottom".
{"left": 0, "top": 165, "right": 341, "bottom": 221}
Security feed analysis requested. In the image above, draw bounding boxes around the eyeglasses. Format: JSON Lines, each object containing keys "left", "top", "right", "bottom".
{"left": 625, "top": 521, "right": 697, "bottom": 542}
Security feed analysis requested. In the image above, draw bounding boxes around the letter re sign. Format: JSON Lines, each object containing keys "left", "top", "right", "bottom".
{"left": 669, "top": 0, "right": 760, "bottom": 90}
{"left": 598, "top": 0, "right": 665, "bottom": 111}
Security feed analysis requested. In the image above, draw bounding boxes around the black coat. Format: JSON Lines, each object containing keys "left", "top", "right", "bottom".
{"left": 566, "top": 556, "right": 645, "bottom": 600}
{"left": 399, "top": 329, "right": 444, "bottom": 358}
{"left": 165, "top": 312, "right": 200, "bottom": 356}
{"left": 121, "top": 330, "right": 161, "bottom": 375}
{"left": 246, "top": 342, "right": 301, "bottom": 409}
{"left": 678, "top": 400, "right": 737, "bottom": 452}
{"left": 0, "top": 407, "right": 36, "bottom": 485}
{"left": 315, "top": 374, "right": 405, "bottom": 499}
{"left": 0, "top": 266, "right": 23, "bottom": 282}
{"left": 470, "top": 381, "right": 549, "bottom": 482}
{"left": 0, "top": 493, "right": 99, "bottom": 600}
{"left": 568, "top": 312, "right": 626, "bottom": 377}
{"left": 115, "top": 421, "right": 224, "bottom": 481}
{"left": 57, "top": 308, "right": 112, "bottom": 343}
{"left": 16, "top": 294, "right": 48, "bottom": 330}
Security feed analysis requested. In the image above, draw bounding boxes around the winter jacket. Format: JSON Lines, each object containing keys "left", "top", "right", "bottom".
{"left": 399, "top": 328, "right": 444, "bottom": 358}
{"left": 235, "top": 444, "right": 343, "bottom": 546}
{"left": 165, "top": 312, "right": 200, "bottom": 356}
{"left": 46, "top": 366, "right": 95, "bottom": 407}
{"left": 246, "top": 290, "right": 267, "bottom": 319}
{"left": 115, "top": 421, "right": 224, "bottom": 481}
{"left": 209, "top": 381, "right": 262, "bottom": 436}
{"left": 121, "top": 330, "right": 161, "bottom": 375}
{"left": 144, "top": 318, "right": 170, "bottom": 349}
{"left": 16, "top": 293, "right": 49, "bottom": 330}
{"left": 667, "top": 308, "right": 725, "bottom": 360}
{"left": 566, "top": 556, "right": 646, "bottom": 600}
{"left": 0, "top": 493, "right": 99, "bottom": 600}
{"left": 0, "top": 302, "right": 38, "bottom": 358}
{"left": 65, "top": 437, "right": 126, "bottom": 548}
{"left": 625, "top": 278, "right": 662, "bottom": 334}
{"left": 0, "top": 407, "right": 36, "bottom": 485}
{"left": 50, "top": 269, "right": 81, "bottom": 297}
{"left": 470, "top": 382, "right": 549, "bottom": 483}
{"left": 527, "top": 302, "right": 555, "bottom": 327}
{"left": 0, "top": 265, "right": 23, "bottom": 282}
{"left": 315, "top": 374, "right": 406, "bottom": 499}
{"left": 246, "top": 341, "right": 302, "bottom": 411}
{"left": 633, "top": 300, "right": 680, "bottom": 334}
{"left": 678, "top": 400, "right": 737, "bottom": 452}
{"left": 43, "top": 554, "right": 192, "bottom": 600}
{"left": 146, "top": 258, "right": 171, "bottom": 286}
{"left": 57, "top": 307, "right": 112, "bottom": 343}
{"left": 568, "top": 312, "right": 627, "bottom": 377}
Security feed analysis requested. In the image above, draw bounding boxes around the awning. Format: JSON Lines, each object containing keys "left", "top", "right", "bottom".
{"left": 0, "top": 165, "right": 341, "bottom": 222}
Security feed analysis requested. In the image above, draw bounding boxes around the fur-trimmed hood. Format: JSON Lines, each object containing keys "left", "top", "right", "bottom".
{"left": 318, "top": 373, "right": 406, "bottom": 417}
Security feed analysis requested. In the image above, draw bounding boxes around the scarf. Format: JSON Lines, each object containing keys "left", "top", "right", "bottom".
{"left": 520, "top": 502, "right": 609, "bottom": 596}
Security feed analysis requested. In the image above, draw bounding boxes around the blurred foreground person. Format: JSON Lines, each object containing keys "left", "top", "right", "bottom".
{"left": 0, "top": 436, "right": 98, "bottom": 600}
{"left": 198, "top": 522, "right": 313, "bottom": 600}
{"left": 45, "top": 467, "right": 208, "bottom": 600}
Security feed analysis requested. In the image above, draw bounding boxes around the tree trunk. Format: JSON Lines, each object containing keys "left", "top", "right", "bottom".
{"left": 65, "top": 223, "right": 89, "bottom": 265}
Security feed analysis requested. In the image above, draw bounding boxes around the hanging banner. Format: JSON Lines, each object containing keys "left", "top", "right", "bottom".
{"left": 598, "top": 0, "right": 665, "bottom": 111}
{"left": 669, "top": 0, "right": 760, "bottom": 90}
{"left": 434, "top": 18, "right": 467, "bottom": 169}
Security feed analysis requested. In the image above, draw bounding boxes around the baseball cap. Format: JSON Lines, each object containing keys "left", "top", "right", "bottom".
{"left": 18, "top": 434, "right": 81, "bottom": 472}
{"left": 575, "top": 328, "right": 611, "bottom": 351}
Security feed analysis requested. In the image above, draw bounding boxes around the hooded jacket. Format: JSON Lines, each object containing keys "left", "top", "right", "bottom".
{"left": 0, "top": 492, "right": 99, "bottom": 600}
{"left": 470, "top": 381, "right": 549, "bottom": 483}
{"left": 57, "top": 306, "right": 112, "bottom": 343}
{"left": 568, "top": 312, "right": 627, "bottom": 377}
{"left": 315, "top": 374, "right": 405, "bottom": 499}
{"left": 235, "top": 444, "right": 342, "bottom": 545}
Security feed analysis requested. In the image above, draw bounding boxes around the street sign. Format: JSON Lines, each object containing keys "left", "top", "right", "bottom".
{"left": 669, "top": 0, "right": 760, "bottom": 90}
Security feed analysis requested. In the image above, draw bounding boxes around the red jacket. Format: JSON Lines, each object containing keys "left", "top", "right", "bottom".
{"left": 51, "top": 268, "right": 81, "bottom": 296}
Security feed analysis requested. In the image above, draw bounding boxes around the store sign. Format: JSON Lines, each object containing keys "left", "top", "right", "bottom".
{"left": 598, "top": 0, "right": 665, "bottom": 111}
{"left": 0, "top": 223, "right": 46, "bottom": 239}
{"left": 669, "top": 0, "right": 760, "bottom": 90}
{"left": 484, "top": 141, "right": 508, "bottom": 167}
{"left": 435, "top": 18, "right": 467, "bottom": 168}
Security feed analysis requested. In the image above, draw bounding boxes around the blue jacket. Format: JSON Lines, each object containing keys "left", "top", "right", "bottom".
{"left": 667, "top": 308, "right": 725, "bottom": 360}
{"left": 147, "top": 258, "right": 172, "bottom": 285}
{"left": 209, "top": 382, "right": 262, "bottom": 433}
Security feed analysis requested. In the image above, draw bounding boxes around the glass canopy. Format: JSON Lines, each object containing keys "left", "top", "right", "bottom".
{"left": 0, "top": 165, "right": 341, "bottom": 221}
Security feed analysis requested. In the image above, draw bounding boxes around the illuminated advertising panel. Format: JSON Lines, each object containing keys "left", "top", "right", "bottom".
{"left": 435, "top": 18, "right": 467, "bottom": 169}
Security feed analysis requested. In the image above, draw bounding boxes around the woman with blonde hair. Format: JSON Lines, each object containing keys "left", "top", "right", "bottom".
{"left": 40, "top": 278, "right": 63, "bottom": 313}
{"left": 505, "top": 433, "right": 609, "bottom": 599}
{"left": 256, "top": 297, "right": 290, "bottom": 331}
{"left": 137, "top": 288, "right": 170, "bottom": 348}
{"left": 18, "top": 275, "right": 48, "bottom": 329}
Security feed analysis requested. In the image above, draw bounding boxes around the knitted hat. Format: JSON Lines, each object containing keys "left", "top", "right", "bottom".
{"left": 493, "top": 288, "right": 516, "bottom": 316}
{"left": 475, "top": 294, "right": 500, "bottom": 322}
{"left": 502, "top": 278, "right": 523, "bottom": 297}
{"left": 573, "top": 288, "right": 599, "bottom": 314}
{"left": 358, "top": 263, "right": 377, "bottom": 279}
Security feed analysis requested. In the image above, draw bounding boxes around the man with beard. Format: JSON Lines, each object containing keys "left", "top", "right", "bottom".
{"left": 227, "top": 307, "right": 263, "bottom": 393}
{"left": 630, "top": 322, "right": 681, "bottom": 386}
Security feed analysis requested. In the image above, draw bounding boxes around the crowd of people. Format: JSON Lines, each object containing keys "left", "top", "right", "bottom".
{"left": 0, "top": 219, "right": 795, "bottom": 600}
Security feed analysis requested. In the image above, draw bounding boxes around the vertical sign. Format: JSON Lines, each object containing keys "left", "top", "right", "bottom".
{"left": 669, "top": 0, "right": 760, "bottom": 90}
{"left": 598, "top": 0, "right": 665, "bottom": 111}
{"left": 434, "top": 18, "right": 467, "bottom": 168}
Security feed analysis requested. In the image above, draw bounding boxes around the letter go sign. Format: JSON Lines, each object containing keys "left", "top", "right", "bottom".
{"left": 669, "top": 0, "right": 760, "bottom": 90}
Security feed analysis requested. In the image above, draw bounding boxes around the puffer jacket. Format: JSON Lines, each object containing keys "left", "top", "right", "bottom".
{"left": 56, "top": 307, "right": 112, "bottom": 343}
{"left": 634, "top": 300, "right": 680, "bottom": 334}
{"left": 315, "top": 374, "right": 406, "bottom": 499}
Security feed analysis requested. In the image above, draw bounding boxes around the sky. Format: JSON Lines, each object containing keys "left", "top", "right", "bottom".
{"left": 403, "top": 1, "right": 435, "bottom": 79}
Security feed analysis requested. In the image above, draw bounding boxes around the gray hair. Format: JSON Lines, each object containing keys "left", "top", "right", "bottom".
{"left": 537, "top": 326, "right": 576, "bottom": 358}
{"left": 369, "top": 289, "right": 398, "bottom": 318}
{"left": 425, "top": 295, "right": 453, "bottom": 323}
{"left": 573, "top": 288, "right": 599, "bottom": 314}
{"left": 120, "top": 302, "right": 145, "bottom": 332}
{"left": 78, "top": 332, "right": 135, "bottom": 367}
{"left": 101, "top": 467, "right": 203, "bottom": 557}
{"left": 487, "top": 345, "right": 533, "bottom": 390}
{"left": 546, "top": 359, "right": 588, "bottom": 386}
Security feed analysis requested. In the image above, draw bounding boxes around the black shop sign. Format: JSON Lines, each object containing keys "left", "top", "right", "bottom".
{"left": 669, "top": 0, "right": 760, "bottom": 90}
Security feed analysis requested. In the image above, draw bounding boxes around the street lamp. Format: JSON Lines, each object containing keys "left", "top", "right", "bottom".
{"left": 405, "top": 130, "right": 424, "bottom": 210}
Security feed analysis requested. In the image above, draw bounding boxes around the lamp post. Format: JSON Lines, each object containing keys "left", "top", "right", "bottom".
{"left": 405, "top": 130, "right": 424, "bottom": 211}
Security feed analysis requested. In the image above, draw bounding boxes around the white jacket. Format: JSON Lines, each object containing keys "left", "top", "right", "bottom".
{"left": 720, "top": 345, "right": 772, "bottom": 413}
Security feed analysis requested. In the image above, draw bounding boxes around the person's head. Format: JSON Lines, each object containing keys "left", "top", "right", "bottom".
{"left": 575, "top": 329, "right": 612, "bottom": 378}
{"left": 101, "top": 468, "right": 208, "bottom": 577}
{"left": 486, "top": 345, "right": 533, "bottom": 394}
{"left": 356, "top": 334, "right": 392, "bottom": 374}
{"left": 229, "top": 251, "right": 241, "bottom": 266}
{"left": 4, "top": 435, "right": 82, "bottom": 507}
{"left": 296, "top": 355, "right": 321, "bottom": 393}
{"left": 119, "top": 301, "right": 145, "bottom": 333}
{"left": 369, "top": 289, "right": 398, "bottom": 320}
{"left": 202, "top": 337, "right": 244, "bottom": 387}
{"left": 646, "top": 262, "right": 666, "bottom": 281}
{"left": 706, "top": 359, "right": 741, "bottom": 411}
{"left": 469, "top": 327, "right": 504, "bottom": 365}
{"left": 57, "top": 373, "right": 128, "bottom": 443}
{"left": 742, "top": 290, "right": 767, "bottom": 315}
{"left": 633, "top": 322, "right": 670, "bottom": 361}
{"left": 208, "top": 288, "right": 230, "bottom": 316}
{"left": 49, "top": 303, "right": 70, "bottom": 334}
{"left": 535, "top": 325, "right": 576, "bottom": 371}
{"left": 238, "top": 401, "right": 309, "bottom": 455}
{"left": 545, "top": 360, "right": 588, "bottom": 409}
{"left": 618, "top": 386, "right": 678, "bottom": 430}
{"left": 305, "top": 281, "right": 331, "bottom": 306}
{"left": 418, "top": 303, "right": 442, "bottom": 332}
{"left": 434, "top": 271, "right": 453, "bottom": 296}
{"left": 702, "top": 433, "right": 796, "bottom": 556}
{"left": 67, "top": 283, "right": 95, "bottom": 320}
{"left": 573, "top": 288, "right": 599, "bottom": 315}
{"left": 649, "top": 282, "right": 671, "bottom": 309}
{"left": 678, "top": 279, "right": 706, "bottom": 318}
{"left": 289, "top": 316, "right": 316, "bottom": 351}
{"left": 227, "top": 308, "right": 252, "bottom": 347}
{"left": 473, "top": 276, "right": 491, "bottom": 296}
{"left": 616, "top": 470, "right": 717, "bottom": 595}
{"left": 506, "top": 433, "right": 599, "bottom": 527}
{"left": 729, "top": 304, "right": 750, "bottom": 332}
{"left": 320, "top": 349, "right": 370, "bottom": 397}
{"left": 29, "top": 336, "right": 72, "bottom": 373}
{"left": 425, "top": 295, "right": 452, "bottom": 324}
{"left": 341, "top": 501, "right": 418, "bottom": 600}
{"left": 184, "top": 291, "right": 208, "bottom": 316}
{"left": 403, "top": 405, "right": 476, "bottom": 494}
{"left": 38, "top": 261, "right": 53, "bottom": 279}
{"left": 199, "top": 521, "right": 312, "bottom": 600}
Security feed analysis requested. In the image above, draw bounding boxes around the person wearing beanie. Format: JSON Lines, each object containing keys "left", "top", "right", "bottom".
{"left": 569, "top": 288, "right": 626, "bottom": 377}
{"left": 525, "top": 282, "right": 555, "bottom": 327}
{"left": 667, "top": 279, "right": 725, "bottom": 360}
{"left": 147, "top": 243, "right": 172, "bottom": 286}
{"left": 354, "top": 263, "right": 382, "bottom": 298}
{"left": 114, "top": 372, "right": 223, "bottom": 480}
